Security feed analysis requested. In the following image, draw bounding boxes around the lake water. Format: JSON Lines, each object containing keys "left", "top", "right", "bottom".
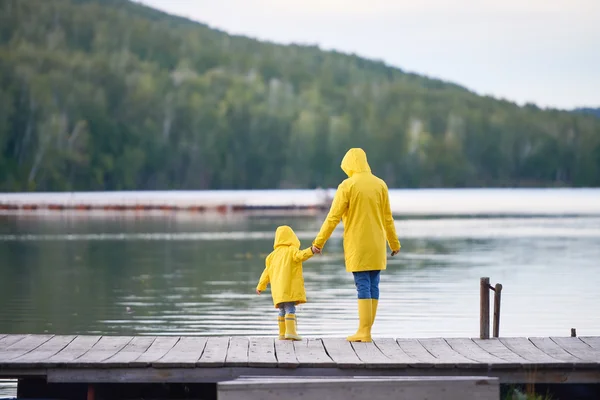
{"left": 1, "top": 189, "right": 600, "bottom": 340}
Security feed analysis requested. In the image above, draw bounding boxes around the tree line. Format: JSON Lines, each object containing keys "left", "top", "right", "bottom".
{"left": 1, "top": 0, "right": 599, "bottom": 191}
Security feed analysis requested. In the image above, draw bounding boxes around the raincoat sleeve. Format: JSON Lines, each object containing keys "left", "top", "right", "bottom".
{"left": 382, "top": 183, "right": 401, "bottom": 252}
{"left": 293, "top": 247, "right": 314, "bottom": 263}
{"left": 313, "top": 182, "right": 349, "bottom": 249}
{"left": 256, "top": 255, "right": 271, "bottom": 291}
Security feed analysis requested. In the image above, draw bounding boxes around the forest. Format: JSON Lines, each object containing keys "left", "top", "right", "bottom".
{"left": 1, "top": 0, "right": 599, "bottom": 191}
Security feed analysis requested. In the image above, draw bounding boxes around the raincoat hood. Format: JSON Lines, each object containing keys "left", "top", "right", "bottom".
{"left": 341, "top": 148, "right": 372, "bottom": 177}
{"left": 273, "top": 225, "right": 300, "bottom": 249}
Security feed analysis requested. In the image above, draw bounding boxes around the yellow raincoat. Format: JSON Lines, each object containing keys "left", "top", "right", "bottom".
{"left": 257, "top": 226, "right": 314, "bottom": 308}
{"left": 313, "top": 148, "right": 400, "bottom": 272}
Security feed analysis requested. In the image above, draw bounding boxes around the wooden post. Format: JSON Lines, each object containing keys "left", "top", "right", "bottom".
{"left": 87, "top": 384, "right": 95, "bottom": 400}
{"left": 480, "top": 277, "right": 490, "bottom": 339}
{"left": 571, "top": 328, "right": 577, "bottom": 337}
{"left": 493, "top": 283, "right": 502, "bottom": 338}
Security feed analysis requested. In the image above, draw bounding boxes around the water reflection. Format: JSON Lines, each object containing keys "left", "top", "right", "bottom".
{"left": 0, "top": 211, "right": 599, "bottom": 338}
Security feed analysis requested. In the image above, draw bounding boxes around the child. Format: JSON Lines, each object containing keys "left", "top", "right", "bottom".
{"left": 256, "top": 225, "right": 315, "bottom": 340}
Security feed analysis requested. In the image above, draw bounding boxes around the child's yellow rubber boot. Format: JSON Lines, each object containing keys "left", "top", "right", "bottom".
{"left": 284, "top": 314, "right": 302, "bottom": 341}
{"left": 347, "top": 299, "right": 373, "bottom": 342}
{"left": 278, "top": 316, "right": 286, "bottom": 340}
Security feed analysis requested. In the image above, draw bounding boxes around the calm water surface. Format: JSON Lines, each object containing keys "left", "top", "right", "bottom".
{"left": 1, "top": 190, "right": 600, "bottom": 339}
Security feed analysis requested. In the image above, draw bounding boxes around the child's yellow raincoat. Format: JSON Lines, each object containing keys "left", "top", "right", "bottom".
{"left": 257, "top": 226, "right": 314, "bottom": 307}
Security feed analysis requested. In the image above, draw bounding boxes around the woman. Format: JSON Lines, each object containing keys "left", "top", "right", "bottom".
{"left": 312, "top": 148, "right": 400, "bottom": 342}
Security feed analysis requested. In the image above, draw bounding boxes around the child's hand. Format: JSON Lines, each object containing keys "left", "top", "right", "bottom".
{"left": 391, "top": 249, "right": 400, "bottom": 256}
{"left": 256, "top": 289, "right": 261, "bottom": 295}
{"left": 311, "top": 246, "right": 322, "bottom": 254}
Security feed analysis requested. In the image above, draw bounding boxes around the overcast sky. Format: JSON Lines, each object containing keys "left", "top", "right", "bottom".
{"left": 135, "top": 0, "right": 599, "bottom": 110}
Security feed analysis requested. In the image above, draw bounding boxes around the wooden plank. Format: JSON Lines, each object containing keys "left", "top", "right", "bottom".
{"left": 0, "top": 335, "right": 54, "bottom": 362}
{"left": 445, "top": 338, "right": 517, "bottom": 368}
{"left": 580, "top": 337, "right": 600, "bottom": 352}
{"left": 274, "top": 339, "right": 298, "bottom": 369}
{"left": 419, "top": 338, "right": 480, "bottom": 369}
{"left": 351, "top": 341, "right": 398, "bottom": 368}
{"left": 74, "top": 336, "right": 133, "bottom": 365}
{"left": 218, "top": 376, "right": 500, "bottom": 400}
{"left": 154, "top": 336, "right": 207, "bottom": 368}
{"left": 197, "top": 337, "right": 230, "bottom": 367}
{"left": 396, "top": 338, "right": 445, "bottom": 368}
{"left": 529, "top": 337, "right": 594, "bottom": 367}
{"left": 322, "top": 338, "right": 364, "bottom": 368}
{"left": 47, "top": 336, "right": 101, "bottom": 364}
{"left": 10, "top": 335, "right": 76, "bottom": 364}
{"left": 293, "top": 338, "right": 335, "bottom": 367}
{"left": 0, "top": 335, "right": 27, "bottom": 350}
{"left": 102, "top": 337, "right": 156, "bottom": 366}
{"left": 373, "top": 338, "right": 429, "bottom": 368}
{"left": 551, "top": 337, "right": 600, "bottom": 363}
{"left": 225, "top": 337, "right": 249, "bottom": 367}
{"left": 248, "top": 337, "right": 277, "bottom": 368}
{"left": 499, "top": 337, "right": 569, "bottom": 368}
{"left": 130, "top": 337, "right": 179, "bottom": 367}
{"left": 472, "top": 338, "right": 529, "bottom": 365}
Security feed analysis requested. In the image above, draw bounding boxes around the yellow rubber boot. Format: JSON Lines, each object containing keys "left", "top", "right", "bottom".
{"left": 284, "top": 314, "right": 302, "bottom": 341}
{"left": 371, "top": 299, "right": 379, "bottom": 326}
{"left": 278, "top": 316, "right": 286, "bottom": 340}
{"left": 347, "top": 299, "right": 373, "bottom": 342}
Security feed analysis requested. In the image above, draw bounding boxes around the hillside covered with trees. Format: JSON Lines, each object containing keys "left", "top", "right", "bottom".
{"left": 1, "top": 0, "right": 599, "bottom": 191}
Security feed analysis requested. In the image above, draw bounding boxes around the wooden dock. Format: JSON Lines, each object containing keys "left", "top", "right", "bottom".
{"left": 1, "top": 334, "right": 600, "bottom": 385}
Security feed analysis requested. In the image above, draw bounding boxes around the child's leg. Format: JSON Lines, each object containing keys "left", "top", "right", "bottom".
{"left": 283, "top": 302, "right": 301, "bottom": 340}
{"left": 277, "top": 305, "right": 286, "bottom": 339}
{"left": 284, "top": 302, "right": 296, "bottom": 315}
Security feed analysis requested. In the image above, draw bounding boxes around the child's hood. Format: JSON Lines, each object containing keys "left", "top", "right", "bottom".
{"left": 341, "top": 148, "right": 372, "bottom": 177}
{"left": 273, "top": 225, "right": 300, "bottom": 249}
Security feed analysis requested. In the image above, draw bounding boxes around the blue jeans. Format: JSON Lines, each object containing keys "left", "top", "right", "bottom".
{"left": 278, "top": 302, "right": 296, "bottom": 316}
{"left": 352, "top": 271, "right": 381, "bottom": 299}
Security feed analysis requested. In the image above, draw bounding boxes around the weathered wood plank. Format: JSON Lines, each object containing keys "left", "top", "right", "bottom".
{"left": 445, "top": 338, "right": 516, "bottom": 368}
{"left": 396, "top": 338, "right": 445, "bottom": 367}
{"left": 274, "top": 339, "right": 298, "bottom": 369}
{"left": 225, "top": 337, "right": 249, "bottom": 367}
{"left": 154, "top": 337, "right": 207, "bottom": 368}
{"left": 293, "top": 338, "right": 335, "bottom": 367}
{"left": 529, "top": 337, "right": 595, "bottom": 367}
{"left": 130, "top": 337, "right": 179, "bottom": 367}
{"left": 499, "top": 337, "right": 569, "bottom": 368}
{"left": 472, "top": 338, "right": 529, "bottom": 365}
{"left": 217, "top": 376, "right": 500, "bottom": 400}
{"left": 9, "top": 335, "right": 76, "bottom": 364}
{"left": 248, "top": 337, "right": 277, "bottom": 368}
{"left": 47, "top": 336, "right": 101, "bottom": 364}
{"left": 74, "top": 336, "right": 133, "bottom": 365}
{"left": 580, "top": 337, "right": 600, "bottom": 352}
{"left": 351, "top": 341, "right": 398, "bottom": 368}
{"left": 197, "top": 337, "right": 230, "bottom": 367}
{"left": 322, "top": 338, "right": 364, "bottom": 368}
{"left": 551, "top": 337, "right": 600, "bottom": 363}
{"left": 102, "top": 337, "right": 156, "bottom": 366}
{"left": 374, "top": 338, "right": 429, "bottom": 368}
{"left": 0, "top": 335, "right": 27, "bottom": 350}
{"left": 0, "top": 335, "right": 54, "bottom": 362}
{"left": 419, "top": 338, "right": 480, "bottom": 369}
